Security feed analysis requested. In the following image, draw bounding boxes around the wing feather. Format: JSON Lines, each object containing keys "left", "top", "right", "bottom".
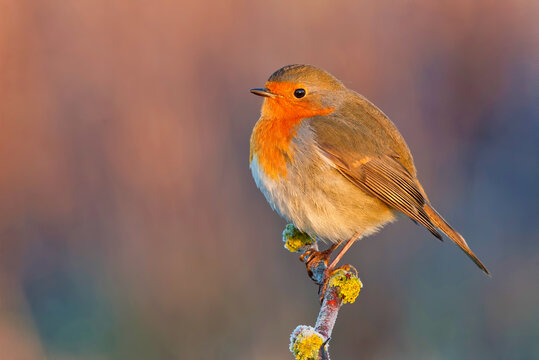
{"left": 317, "top": 145, "right": 442, "bottom": 240}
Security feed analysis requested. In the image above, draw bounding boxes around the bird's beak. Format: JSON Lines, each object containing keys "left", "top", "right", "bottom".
{"left": 250, "top": 88, "right": 276, "bottom": 98}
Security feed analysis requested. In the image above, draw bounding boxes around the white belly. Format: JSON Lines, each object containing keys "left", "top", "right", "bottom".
{"left": 250, "top": 154, "right": 396, "bottom": 243}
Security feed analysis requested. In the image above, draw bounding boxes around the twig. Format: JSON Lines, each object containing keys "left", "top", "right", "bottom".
{"left": 283, "top": 225, "right": 363, "bottom": 360}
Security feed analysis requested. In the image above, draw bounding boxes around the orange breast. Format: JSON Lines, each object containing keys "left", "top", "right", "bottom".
{"left": 250, "top": 116, "right": 298, "bottom": 180}
{"left": 250, "top": 85, "right": 334, "bottom": 180}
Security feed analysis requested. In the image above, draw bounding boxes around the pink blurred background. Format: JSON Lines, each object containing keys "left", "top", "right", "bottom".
{"left": 0, "top": 1, "right": 538, "bottom": 359}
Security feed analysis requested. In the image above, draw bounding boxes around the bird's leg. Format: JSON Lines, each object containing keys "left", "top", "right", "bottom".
{"left": 300, "top": 242, "right": 340, "bottom": 283}
{"left": 327, "top": 233, "right": 361, "bottom": 271}
{"left": 318, "top": 232, "right": 362, "bottom": 302}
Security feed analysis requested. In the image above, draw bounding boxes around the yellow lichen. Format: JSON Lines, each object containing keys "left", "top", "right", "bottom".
{"left": 291, "top": 329, "right": 324, "bottom": 360}
{"left": 282, "top": 224, "right": 314, "bottom": 253}
{"left": 285, "top": 237, "right": 307, "bottom": 252}
{"left": 328, "top": 269, "right": 362, "bottom": 304}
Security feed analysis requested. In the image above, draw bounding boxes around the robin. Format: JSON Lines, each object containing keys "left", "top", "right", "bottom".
{"left": 249, "top": 64, "right": 489, "bottom": 293}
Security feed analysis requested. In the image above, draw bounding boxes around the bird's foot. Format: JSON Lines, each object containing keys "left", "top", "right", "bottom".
{"left": 318, "top": 264, "right": 358, "bottom": 303}
{"left": 300, "top": 244, "right": 338, "bottom": 283}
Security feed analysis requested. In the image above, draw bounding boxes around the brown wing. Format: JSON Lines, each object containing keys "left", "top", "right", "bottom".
{"left": 317, "top": 144, "right": 442, "bottom": 240}
{"left": 310, "top": 95, "right": 489, "bottom": 274}
{"left": 317, "top": 144, "right": 490, "bottom": 275}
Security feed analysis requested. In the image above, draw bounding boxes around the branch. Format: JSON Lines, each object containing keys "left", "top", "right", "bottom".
{"left": 283, "top": 224, "right": 363, "bottom": 360}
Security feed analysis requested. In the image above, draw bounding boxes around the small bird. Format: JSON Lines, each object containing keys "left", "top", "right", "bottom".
{"left": 249, "top": 64, "right": 489, "bottom": 289}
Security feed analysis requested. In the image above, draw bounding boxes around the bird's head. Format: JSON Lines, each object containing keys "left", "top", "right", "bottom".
{"left": 251, "top": 64, "right": 345, "bottom": 120}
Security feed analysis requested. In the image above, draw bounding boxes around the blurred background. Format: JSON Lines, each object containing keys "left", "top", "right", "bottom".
{"left": 0, "top": 1, "right": 538, "bottom": 359}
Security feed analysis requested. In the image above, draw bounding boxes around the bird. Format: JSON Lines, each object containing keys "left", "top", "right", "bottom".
{"left": 249, "top": 64, "right": 489, "bottom": 292}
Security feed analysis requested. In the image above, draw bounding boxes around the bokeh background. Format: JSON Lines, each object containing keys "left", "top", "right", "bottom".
{"left": 1, "top": 1, "right": 538, "bottom": 359}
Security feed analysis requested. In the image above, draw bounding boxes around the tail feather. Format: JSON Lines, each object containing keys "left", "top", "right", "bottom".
{"left": 423, "top": 203, "right": 490, "bottom": 276}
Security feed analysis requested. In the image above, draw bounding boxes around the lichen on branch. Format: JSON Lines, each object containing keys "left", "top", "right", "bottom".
{"left": 328, "top": 269, "right": 362, "bottom": 304}
{"left": 283, "top": 223, "right": 316, "bottom": 253}
{"left": 284, "top": 224, "right": 364, "bottom": 360}
{"left": 290, "top": 326, "right": 324, "bottom": 360}
{"left": 289, "top": 267, "right": 363, "bottom": 360}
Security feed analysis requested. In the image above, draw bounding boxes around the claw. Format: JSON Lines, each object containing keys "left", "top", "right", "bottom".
{"left": 299, "top": 249, "right": 316, "bottom": 264}
{"left": 300, "top": 246, "right": 336, "bottom": 284}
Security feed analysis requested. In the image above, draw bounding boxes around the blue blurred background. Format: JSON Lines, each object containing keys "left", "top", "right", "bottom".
{"left": 0, "top": 1, "right": 537, "bottom": 359}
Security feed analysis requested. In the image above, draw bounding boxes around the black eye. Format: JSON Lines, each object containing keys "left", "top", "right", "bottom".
{"left": 294, "top": 88, "right": 306, "bottom": 98}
